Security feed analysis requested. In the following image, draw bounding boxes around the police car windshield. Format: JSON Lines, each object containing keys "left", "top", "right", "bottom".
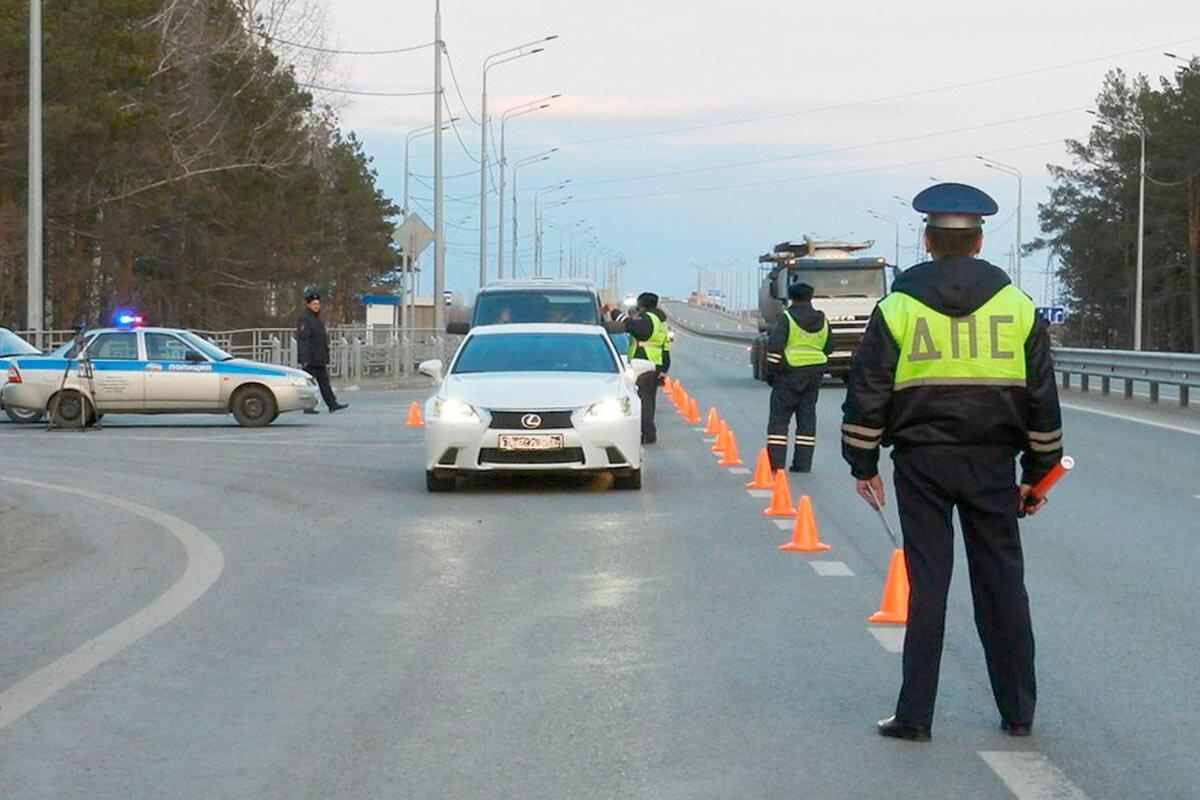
{"left": 474, "top": 291, "right": 598, "bottom": 325}
{"left": 178, "top": 331, "right": 235, "bottom": 361}
{"left": 0, "top": 330, "right": 40, "bottom": 357}
{"left": 794, "top": 269, "right": 886, "bottom": 298}
{"left": 452, "top": 333, "right": 618, "bottom": 374}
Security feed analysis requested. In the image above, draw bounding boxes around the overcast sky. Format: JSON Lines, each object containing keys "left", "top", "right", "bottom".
{"left": 310, "top": 0, "right": 1198, "bottom": 304}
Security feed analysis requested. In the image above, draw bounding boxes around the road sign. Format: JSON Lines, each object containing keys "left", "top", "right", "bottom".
{"left": 1036, "top": 306, "right": 1066, "bottom": 325}
{"left": 392, "top": 214, "right": 434, "bottom": 265}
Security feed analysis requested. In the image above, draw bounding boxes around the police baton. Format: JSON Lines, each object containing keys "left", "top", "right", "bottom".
{"left": 1018, "top": 455, "right": 1074, "bottom": 518}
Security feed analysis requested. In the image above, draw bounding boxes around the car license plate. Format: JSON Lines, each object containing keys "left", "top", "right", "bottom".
{"left": 498, "top": 434, "right": 564, "bottom": 451}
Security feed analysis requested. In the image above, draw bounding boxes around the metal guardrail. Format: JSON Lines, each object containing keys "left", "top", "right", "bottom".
{"left": 14, "top": 326, "right": 460, "bottom": 382}
{"left": 666, "top": 310, "right": 757, "bottom": 345}
{"left": 1052, "top": 347, "right": 1199, "bottom": 407}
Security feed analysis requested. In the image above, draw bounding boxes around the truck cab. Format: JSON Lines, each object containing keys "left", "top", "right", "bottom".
{"left": 750, "top": 237, "right": 889, "bottom": 380}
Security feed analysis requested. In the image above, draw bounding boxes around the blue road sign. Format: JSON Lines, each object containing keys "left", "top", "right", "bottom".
{"left": 1036, "top": 306, "right": 1066, "bottom": 325}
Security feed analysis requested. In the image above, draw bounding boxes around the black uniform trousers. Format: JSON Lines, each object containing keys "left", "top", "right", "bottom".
{"left": 766, "top": 366, "right": 823, "bottom": 471}
{"left": 636, "top": 369, "right": 660, "bottom": 443}
{"left": 304, "top": 364, "right": 340, "bottom": 409}
{"left": 891, "top": 446, "right": 1036, "bottom": 729}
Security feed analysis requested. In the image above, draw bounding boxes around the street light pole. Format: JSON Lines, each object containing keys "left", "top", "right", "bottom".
{"left": 534, "top": 186, "right": 571, "bottom": 276}
{"left": 432, "top": 0, "right": 445, "bottom": 331}
{"left": 976, "top": 155, "right": 1024, "bottom": 290}
{"left": 498, "top": 96, "right": 558, "bottom": 279}
{"left": 868, "top": 210, "right": 900, "bottom": 268}
{"left": 27, "top": 0, "right": 43, "bottom": 339}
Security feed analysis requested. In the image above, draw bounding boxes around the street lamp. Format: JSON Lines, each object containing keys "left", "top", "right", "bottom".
{"left": 26, "top": 0, "right": 42, "bottom": 339}
{"left": 975, "top": 155, "right": 1024, "bottom": 291}
{"left": 868, "top": 209, "right": 900, "bottom": 268}
{"left": 403, "top": 118, "right": 456, "bottom": 218}
{"left": 1086, "top": 109, "right": 1147, "bottom": 350}
{"left": 893, "top": 195, "right": 923, "bottom": 261}
{"left": 510, "top": 149, "right": 556, "bottom": 276}
{"left": 478, "top": 36, "right": 557, "bottom": 287}
{"left": 1164, "top": 52, "right": 1199, "bottom": 74}
{"left": 497, "top": 95, "right": 559, "bottom": 278}
{"left": 535, "top": 191, "right": 573, "bottom": 277}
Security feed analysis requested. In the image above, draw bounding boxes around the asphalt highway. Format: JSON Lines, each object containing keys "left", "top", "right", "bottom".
{"left": 1, "top": 315, "right": 1198, "bottom": 798}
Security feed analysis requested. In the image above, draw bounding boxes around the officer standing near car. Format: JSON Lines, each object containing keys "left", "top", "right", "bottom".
{"left": 619, "top": 292, "right": 671, "bottom": 444}
{"left": 841, "top": 183, "right": 1063, "bottom": 742}
{"left": 296, "top": 291, "right": 348, "bottom": 414}
{"left": 765, "top": 282, "right": 832, "bottom": 472}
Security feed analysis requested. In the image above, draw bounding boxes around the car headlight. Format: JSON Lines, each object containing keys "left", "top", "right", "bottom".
{"left": 433, "top": 396, "right": 481, "bottom": 422}
{"left": 290, "top": 375, "right": 312, "bottom": 387}
{"left": 584, "top": 396, "right": 632, "bottom": 421}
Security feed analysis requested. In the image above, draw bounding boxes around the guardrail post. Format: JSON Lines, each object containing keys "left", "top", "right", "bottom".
{"left": 338, "top": 336, "right": 350, "bottom": 379}
{"left": 1124, "top": 378, "right": 1133, "bottom": 399}
{"left": 269, "top": 335, "right": 282, "bottom": 365}
{"left": 352, "top": 338, "right": 363, "bottom": 381}
{"left": 1080, "top": 374, "right": 1089, "bottom": 393}
{"left": 1149, "top": 381, "right": 1159, "bottom": 403}
{"left": 1101, "top": 376, "right": 1110, "bottom": 395}
{"left": 1061, "top": 371, "right": 1070, "bottom": 390}
{"left": 1181, "top": 386, "right": 1190, "bottom": 408}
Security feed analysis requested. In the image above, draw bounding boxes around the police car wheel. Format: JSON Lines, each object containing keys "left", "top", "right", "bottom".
{"left": 49, "top": 391, "right": 92, "bottom": 427}
{"left": 4, "top": 405, "right": 44, "bottom": 424}
{"left": 426, "top": 470, "right": 456, "bottom": 492}
{"left": 232, "top": 386, "right": 277, "bottom": 427}
{"left": 612, "top": 468, "right": 642, "bottom": 491}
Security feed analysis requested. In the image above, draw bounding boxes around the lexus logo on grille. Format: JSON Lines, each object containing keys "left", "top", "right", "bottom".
{"left": 520, "top": 414, "right": 542, "bottom": 429}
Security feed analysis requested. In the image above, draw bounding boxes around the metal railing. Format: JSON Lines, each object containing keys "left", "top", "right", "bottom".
{"left": 1052, "top": 348, "right": 1199, "bottom": 408}
{"left": 13, "top": 326, "right": 460, "bottom": 382}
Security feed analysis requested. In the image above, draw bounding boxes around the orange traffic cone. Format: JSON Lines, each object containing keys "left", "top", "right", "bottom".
{"left": 674, "top": 388, "right": 688, "bottom": 413}
{"left": 745, "top": 448, "right": 774, "bottom": 489}
{"left": 868, "top": 549, "right": 910, "bottom": 624}
{"left": 717, "top": 431, "right": 744, "bottom": 466}
{"left": 684, "top": 397, "right": 701, "bottom": 424}
{"left": 778, "top": 496, "right": 831, "bottom": 552}
{"left": 703, "top": 408, "right": 721, "bottom": 435}
{"left": 763, "top": 470, "right": 796, "bottom": 517}
{"left": 711, "top": 421, "right": 729, "bottom": 453}
{"left": 406, "top": 401, "right": 424, "bottom": 428}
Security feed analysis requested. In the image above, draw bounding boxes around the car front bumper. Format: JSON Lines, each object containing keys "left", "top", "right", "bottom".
{"left": 272, "top": 384, "right": 320, "bottom": 412}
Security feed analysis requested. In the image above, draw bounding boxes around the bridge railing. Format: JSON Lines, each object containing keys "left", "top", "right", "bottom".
{"left": 1052, "top": 348, "right": 1199, "bottom": 408}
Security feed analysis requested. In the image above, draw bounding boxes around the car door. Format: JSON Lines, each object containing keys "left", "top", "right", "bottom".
{"left": 84, "top": 332, "right": 145, "bottom": 408}
{"left": 143, "top": 331, "right": 221, "bottom": 410}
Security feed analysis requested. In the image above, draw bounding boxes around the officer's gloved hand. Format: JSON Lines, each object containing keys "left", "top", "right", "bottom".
{"left": 657, "top": 374, "right": 666, "bottom": 386}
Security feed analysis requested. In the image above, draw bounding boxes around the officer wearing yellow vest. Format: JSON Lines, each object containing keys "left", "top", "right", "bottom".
{"left": 765, "top": 282, "right": 832, "bottom": 472}
{"left": 842, "top": 183, "right": 1062, "bottom": 743}
{"left": 621, "top": 292, "right": 671, "bottom": 444}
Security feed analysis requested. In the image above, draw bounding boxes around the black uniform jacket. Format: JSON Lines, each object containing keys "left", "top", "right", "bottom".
{"left": 624, "top": 307, "right": 671, "bottom": 373}
{"left": 841, "top": 257, "right": 1062, "bottom": 484}
{"left": 296, "top": 308, "right": 330, "bottom": 366}
{"left": 765, "top": 301, "right": 833, "bottom": 373}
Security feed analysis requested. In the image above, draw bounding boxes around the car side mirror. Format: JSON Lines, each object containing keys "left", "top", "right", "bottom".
{"left": 185, "top": 350, "right": 207, "bottom": 363}
{"left": 418, "top": 359, "right": 444, "bottom": 382}
{"left": 446, "top": 321, "right": 470, "bottom": 335}
{"left": 627, "top": 358, "right": 656, "bottom": 378}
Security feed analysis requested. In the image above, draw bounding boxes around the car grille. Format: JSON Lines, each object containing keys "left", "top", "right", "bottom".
{"left": 488, "top": 410, "right": 574, "bottom": 430}
{"left": 479, "top": 447, "right": 585, "bottom": 465}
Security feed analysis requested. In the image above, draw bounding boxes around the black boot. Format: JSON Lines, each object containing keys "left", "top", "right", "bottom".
{"left": 877, "top": 716, "right": 931, "bottom": 742}
{"left": 1001, "top": 719, "right": 1032, "bottom": 737}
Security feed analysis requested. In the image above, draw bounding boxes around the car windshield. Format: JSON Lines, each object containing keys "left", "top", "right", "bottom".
{"left": 0, "top": 330, "right": 40, "bottom": 357}
{"left": 474, "top": 291, "right": 599, "bottom": 325}
{"left": 178, "top": 331, "right": 235, "bottom": 361}
{"left": 793, "top": 269, "right": 886, "bottom": 298}
{"left": 452, "top": 333, "right": 618, "bottom": 374}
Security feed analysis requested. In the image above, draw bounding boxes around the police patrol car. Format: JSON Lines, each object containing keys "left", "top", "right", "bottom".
{"left": 0, "top": 327, "right": 44, "bottom": 423}
{"left": 1, "top": 317, "right": 318, "bottom": 427}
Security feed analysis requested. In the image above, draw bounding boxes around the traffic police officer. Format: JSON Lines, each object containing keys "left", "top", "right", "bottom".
{"left": 841, "top": 183, "right": 1063, "bottom": 742}
{"left": 765, "top": 282, "right": 832, "bottom": 472}
{"left": 620, "top": 292, "right": 671, "bottom": 444}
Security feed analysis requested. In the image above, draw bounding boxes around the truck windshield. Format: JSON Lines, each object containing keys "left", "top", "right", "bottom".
{"left": 474, "top": 291, "right": 599, "bottom": 325}
{"left": 793, "top": 269, "right": 886, "bottom": 298}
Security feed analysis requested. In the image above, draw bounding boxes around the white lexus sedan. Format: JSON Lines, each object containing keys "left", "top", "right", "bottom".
{"left": 420, "top": 324, "right": 652, "bottom": 492}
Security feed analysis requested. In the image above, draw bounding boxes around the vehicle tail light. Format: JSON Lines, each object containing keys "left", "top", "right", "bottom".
{"left": 7, "top": 364, "right": 21, "bottom": 383}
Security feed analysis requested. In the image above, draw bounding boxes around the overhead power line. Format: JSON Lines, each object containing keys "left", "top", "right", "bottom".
{"left": 442, "top": 45, "right": 482, "bottom": 125}
{"left": 298, "top": 83, "right": 433, "bottom": 98}
{"left": 259, "top": 34, "right": 434, "bottom": 56}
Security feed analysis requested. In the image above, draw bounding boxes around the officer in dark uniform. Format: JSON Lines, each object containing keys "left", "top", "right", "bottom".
{"left": 296, "top": 291, "right": 349, "bottom": 414}
{"left": 765, "top": 282, "right": 832, "bottom": 472}
{"left": 615, "top": 292, "right": 671, "bottom": 444}
{"left": 841, "top": 183, "right": 1062, "bottom": 742}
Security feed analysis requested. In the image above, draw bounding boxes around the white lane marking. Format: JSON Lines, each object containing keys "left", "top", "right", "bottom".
{"left": 978, "top": 752, "right": 1089, "bottom": 800}
{"left": 773, "top": 520, "right": 794, "bottom": 530}
{"left": 809, "top": 561, "right": 855, "bottom": 576}
{"left": 0, "top": 476, "right": 225, "bottom": 733}
{"left": 727, "top": 467, "right": 751, "bottom": 474}
{"left": 1061, "top": 402, "right": 1200, "bottom": 437}
{"left": 747, "top": 489, "right": 772, "bottom": 499}
{"left": 0, "top": 433, "right": 399, "bottom": 449}
{"left": 869, "top": 627, "right": 905, "bottom": 653}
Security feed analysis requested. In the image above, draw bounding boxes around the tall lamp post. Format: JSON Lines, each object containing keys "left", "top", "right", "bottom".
{"left": 535, "top": 194, "right": 574, "bottom": 277}
{"left": 510, "top": 149, "right": 555, "bottom": 271}
{"left": 868, "top": 210, "right": 900, "bottom": 268}
{"left": 478, "top": 36, "right": 556, "bottom": 287}
{"left": 432, "top": 0, "right": 446, "bottom": 331}
{"left": 975, "top": 155, "right": 1024, "bottom": 291}
{"left": 1086, "top": 109, "right": 1147, "bottom": 350}
{"left": 27, "top": 0, "right": 42, "bottom": 340}
{"left": 497, "top": 96, "right": 558, "bottom": 278}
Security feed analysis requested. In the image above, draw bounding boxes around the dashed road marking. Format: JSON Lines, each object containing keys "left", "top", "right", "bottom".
{"left": 869, "top": 627, "right": 905, "bottom": 652}
{"left": 0, "top": 475, "right": 225, "bottom": 732}
{"left": 727, "top": 467, "right": 750, "bottom": 474}
{"left": 747, "top": 489, "right": 772, "bottom": 499}
{"left": 978, "top": 751, "right": 1089, "bottom": 800}
{"left": 809, "top": 561, "right": 854, "bottom": 576}
{"left": 773, "top": 520, "right": 793, "bottom": 530}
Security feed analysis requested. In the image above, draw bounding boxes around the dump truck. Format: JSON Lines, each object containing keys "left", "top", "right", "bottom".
{"left": 749, "top": 237, "right": 890, "bottom": 380}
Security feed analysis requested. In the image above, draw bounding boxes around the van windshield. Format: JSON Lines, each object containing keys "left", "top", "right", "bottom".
{"left": 474, "top": 291, "right": 599, "bottom": 325}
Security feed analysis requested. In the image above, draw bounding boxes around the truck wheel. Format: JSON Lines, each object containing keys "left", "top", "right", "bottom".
{"left": 49, "top": 391, "right": 92, "bottom": 427}
{"left": 426, "top": 470, "right": 456, "bottom": 492}
{"left": 613, "top": 468, "right": 642, "bottom": 490}
{"left": 232, "top": 386, "right": 277, "bottom": 427}
{"left": 4, "top": 405, "right": 44, "bottom": 424}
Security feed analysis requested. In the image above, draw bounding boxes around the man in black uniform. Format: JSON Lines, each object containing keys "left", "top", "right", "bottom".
{"left": 296, "top": 291, "right": 349, "bottom": 414}
{"left": 765, "top": 282, "right": 832, "bottom": 472}
{"left": 612, "top": 292, "right": 671, "bottom": 444}
{"left": 841, "top": 183, "right": 1062, "bottom": 742}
